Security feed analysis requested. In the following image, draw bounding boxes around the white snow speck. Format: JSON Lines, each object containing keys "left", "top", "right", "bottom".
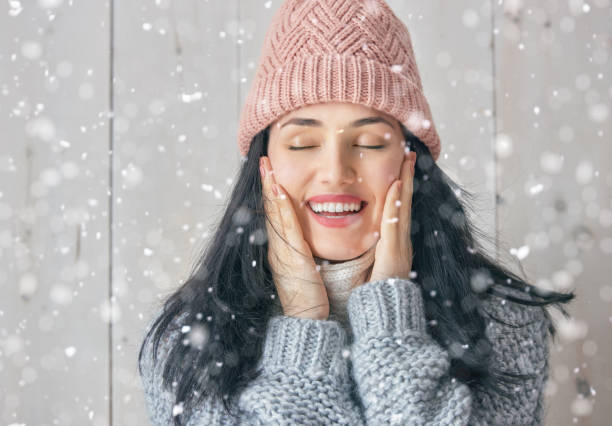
{"left": 462, "top": 9, "right": 479, "bottom": 28}
{"left": 38, "top": 0, "right": 63, "bottom": 9}
{"left": 181, "top": 91, "right": 202, "bottom": 103}
{"left": 588, "top": 103, "right": 608, "bottom": 123}
{"left": 26, "top": 117, "right": 56, "bottom": 141}
{"left": 540, "top": 152, "right": 564, "bottom": 174}
{"left": 575, "top": 161, "right": 594, "bottom": 184}
{"left": 571, "top": 396, "right": 593, "bottom": 416}
{"left": 172, "top": 402, "right": 184, "bottom": 416}
{"left": 494, "top": 133, "right": 513, "bottom": 158}
{"left": 510, "top": 245, "right": 530, "bottom": 260}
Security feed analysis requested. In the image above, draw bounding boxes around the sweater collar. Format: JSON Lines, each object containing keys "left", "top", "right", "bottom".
{"left": 312, "top": 245, "right": 376, "bottom": 335}
{"left": 313, "top": 245, "right": 376, "bottom": 281}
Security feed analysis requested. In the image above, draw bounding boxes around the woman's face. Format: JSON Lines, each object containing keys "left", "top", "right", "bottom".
{"left": 267, "top": 102, "right": 407, "bottom": 262}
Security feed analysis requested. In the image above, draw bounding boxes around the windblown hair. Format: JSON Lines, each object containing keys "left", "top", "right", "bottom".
{"left": 138, "top": 123, "right": 574, "bottom": 425}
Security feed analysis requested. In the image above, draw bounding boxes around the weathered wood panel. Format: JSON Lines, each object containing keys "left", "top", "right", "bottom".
{"left": 494, "top": 0, "right": 611, "bottom": 424}
{"left": 0, "top": 1, "right": 110, "bottom": 425}
{"left": 113, "top": 1, "right": 240, "bottom": 424}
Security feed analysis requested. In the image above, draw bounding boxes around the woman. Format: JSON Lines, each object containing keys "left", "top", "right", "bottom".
{"left": 138, "top": 1, "right": 574, "bottom": 425}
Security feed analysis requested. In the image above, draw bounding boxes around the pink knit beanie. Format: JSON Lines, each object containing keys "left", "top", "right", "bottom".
{"left": 237, "top": 0, "right": 441, "bottom": 162}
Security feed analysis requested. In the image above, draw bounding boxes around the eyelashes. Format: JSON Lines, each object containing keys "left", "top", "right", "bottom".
{"left": 288, "top": 145, "right": 386, "bottom": 151}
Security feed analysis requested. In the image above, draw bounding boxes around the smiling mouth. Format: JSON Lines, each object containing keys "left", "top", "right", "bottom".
{"left": 308, "top": 201, "right": 367, "bottom": 216}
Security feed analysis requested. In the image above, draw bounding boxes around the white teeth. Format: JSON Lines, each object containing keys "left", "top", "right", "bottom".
{"left": 309, "top": 202, "right": 362, "bottom": 213}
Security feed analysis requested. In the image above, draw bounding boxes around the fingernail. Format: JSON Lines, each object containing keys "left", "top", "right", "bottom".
{"left": 273, "top": 184, "right": 279, "bottom": 196}
{"left": 260, "top": 165, "right": 265, "bottom": 178}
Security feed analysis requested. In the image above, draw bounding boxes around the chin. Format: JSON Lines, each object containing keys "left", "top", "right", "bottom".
{"left": 308, "top": 230, "right": 379, "bottom": 258}
{"left": 310, "top": 244, "right": 365, "bottom": 262}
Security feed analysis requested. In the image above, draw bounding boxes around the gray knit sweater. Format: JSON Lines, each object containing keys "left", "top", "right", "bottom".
{"left": 140, "top": 259, "right": 550, "bottom": 425}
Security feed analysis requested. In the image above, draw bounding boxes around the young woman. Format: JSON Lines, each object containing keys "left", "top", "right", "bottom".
{"left": 138, "top": 1, "right": 574, "bottom": 425}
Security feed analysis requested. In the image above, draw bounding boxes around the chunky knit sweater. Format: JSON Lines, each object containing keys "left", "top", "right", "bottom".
{"left": 140, "top": 250, "right": 551, "bottom": 425}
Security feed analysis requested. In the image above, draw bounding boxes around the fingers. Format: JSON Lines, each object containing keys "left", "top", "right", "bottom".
{"left": 380, "top": 151, "right": 416, "bottom": 247}
{"left": 260, "top": 156, "right": 281, "bottom": 231}
{"left": 399, "top": 151, "right": 416, "bottom": 229}
{"left": 380, "top": 178, "right": 403, "bottom": 246}
{"left": 275, "top": 183, "right": 296, "bottom": 233}
{"left": 260, "top": 156, "right": 305, "bottom": 252}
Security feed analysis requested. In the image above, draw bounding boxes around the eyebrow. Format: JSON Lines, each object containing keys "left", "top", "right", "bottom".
{"left": 280, "top": 116, "right": 394, "bottom": 131}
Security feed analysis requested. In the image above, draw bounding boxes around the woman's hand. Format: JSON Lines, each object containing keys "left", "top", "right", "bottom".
{"left": 260, "top": 156, "right": 330, "bottom": 321}
{"left": 365, "top": 150, "right": 417, "bottom": 284}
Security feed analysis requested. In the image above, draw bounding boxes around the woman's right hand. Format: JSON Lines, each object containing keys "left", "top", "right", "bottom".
{"left": 260, "top": 156, "right": 330, "bottom": 321}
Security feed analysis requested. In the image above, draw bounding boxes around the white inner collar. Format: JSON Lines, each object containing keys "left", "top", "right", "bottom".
{"left": 313, "top": 246, "right": 376, "bottom": 337}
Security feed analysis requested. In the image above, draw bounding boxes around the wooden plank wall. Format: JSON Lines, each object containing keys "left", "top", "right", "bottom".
{"left": 1, "top": 1, "right": 111, "bottom": 425}
{"left": 1, "top": 1, "right": 609, "bottom": 425}
{"left": 493, "top": 1, "right": 611, "bottom": 425}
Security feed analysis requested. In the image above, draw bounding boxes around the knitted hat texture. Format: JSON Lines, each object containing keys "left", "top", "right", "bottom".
{"left": 237, "top": 0, "right": 441, "bottom": 161}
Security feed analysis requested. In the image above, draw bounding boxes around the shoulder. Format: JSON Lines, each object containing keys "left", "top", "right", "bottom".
{"left": 139, "top": 307, "right": 198, "bottom": 424}
{"left": 140, "top": 306, "right": 191, "bottom": 373}
{"left": 479, "top": 286, "right": 551, "bottom": 375}
{"left": 479, "top": 285, "right": 551, "bottom": 327}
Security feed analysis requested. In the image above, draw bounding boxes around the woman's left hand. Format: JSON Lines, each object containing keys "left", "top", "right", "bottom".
{"left": 365, "top": 150, "right": 417, "bottom": 284}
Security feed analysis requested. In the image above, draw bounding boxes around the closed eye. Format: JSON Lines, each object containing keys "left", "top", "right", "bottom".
{"left": 288, "top": 145, "right": 386, "bottom": 150}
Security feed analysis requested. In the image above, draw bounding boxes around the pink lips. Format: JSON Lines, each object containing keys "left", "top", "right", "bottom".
{"left": 308, "top": 194, "right": 366, "bottom": 204}
{"left": 307, "top": 199, "right": 367, "bottom": 228}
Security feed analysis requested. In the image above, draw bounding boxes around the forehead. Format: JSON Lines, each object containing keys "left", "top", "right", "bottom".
{"left": 273, "top": 102, "right": 395, "bottom": 130}
{"left": 286, "top": 101, "right": 379, "bottom": 116}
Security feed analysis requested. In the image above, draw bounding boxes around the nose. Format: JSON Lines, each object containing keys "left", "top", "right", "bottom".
{"left": 318, "top": 138, "right": 357, "bottom": 185}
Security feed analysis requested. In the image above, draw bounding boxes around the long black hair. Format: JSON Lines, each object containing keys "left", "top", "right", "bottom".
{"left": 138, "top": 122, "right": 574, "bottom": 425}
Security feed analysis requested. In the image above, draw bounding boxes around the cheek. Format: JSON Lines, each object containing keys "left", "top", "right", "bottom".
{"left": 271, "top": 161, "right": 299, "bottom": 188}
{"left": 362, "top": 163, "right": 397, "bottom": 202}
{"left": 269, "top": 160, "right": 305, "bottom": 207}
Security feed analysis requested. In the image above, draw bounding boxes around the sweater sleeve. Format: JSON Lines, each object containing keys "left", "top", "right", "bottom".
{"left": 346, "top": 278, "right": 550, "bottom": 426}
{"left": 469, "top": 291, "right": 551, "bottom": 426}
{"left": 139, "top": 310, "right": 366, "bottom": 425}
{"left": 347, "top": 278, "right": 472, "bottom": 425}
{"left": 236, "top": 315, "right": 366, "bottom": 425}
